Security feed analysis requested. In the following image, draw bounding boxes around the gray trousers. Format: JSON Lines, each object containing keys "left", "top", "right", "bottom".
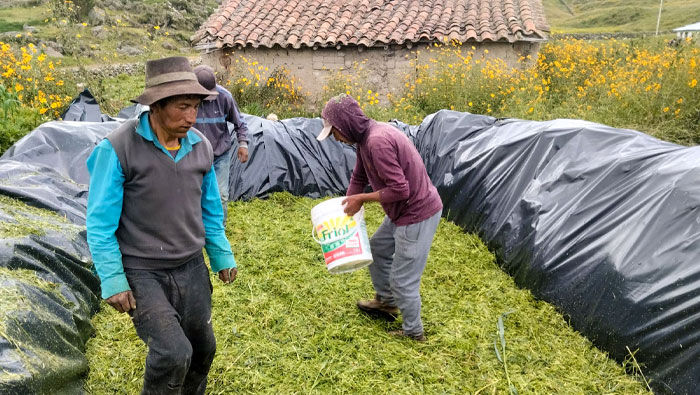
{"left": 369, "top": 210, "right": 442, "bottom": 336}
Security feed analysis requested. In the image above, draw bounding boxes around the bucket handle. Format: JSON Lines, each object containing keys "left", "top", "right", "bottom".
{"left": 311, "top": 206, "right": 364, "bottom": 245}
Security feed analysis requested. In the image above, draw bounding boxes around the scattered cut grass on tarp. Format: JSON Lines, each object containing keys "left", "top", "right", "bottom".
{"left": 0, "top": 195, "right": 72, "bottom": 238}
{"left": 84, "top": 193, "right": 650, "bottom": 394}
{"left": 0, "top": 195, "right": 84, "bottom": 389}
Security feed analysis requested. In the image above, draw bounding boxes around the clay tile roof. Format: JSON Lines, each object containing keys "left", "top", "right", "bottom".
{"left": 193, "top": 0, "right": 549, "bottom": 50}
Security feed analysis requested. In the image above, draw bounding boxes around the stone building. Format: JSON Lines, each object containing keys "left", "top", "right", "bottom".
{"left": 192, "top": 0, "right": 549, "bottom": 103}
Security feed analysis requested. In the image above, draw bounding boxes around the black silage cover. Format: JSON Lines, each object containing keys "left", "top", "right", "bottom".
{"left": 0, "top": 121, "right": 113, "bottom": 393}
{"left": 0, "top": 105, "right": 698, "bottom": 393}
{"left": 411, "top": 111, "right": 700, "bottom": 395}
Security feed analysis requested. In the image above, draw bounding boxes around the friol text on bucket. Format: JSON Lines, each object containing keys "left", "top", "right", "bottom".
{"left": 310, "top": 198, "right": 373, "bottom": 274}
{"left": 315, "top": 216, "right": 356, "bottom": 242}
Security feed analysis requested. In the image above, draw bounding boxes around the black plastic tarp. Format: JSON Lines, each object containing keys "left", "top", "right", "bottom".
{"left": 0, "top": 164, "right": 100, "bottom": 393}
{"left": 412, "top": 110, "right": 700, "bottom": 395}
{"left": 0, "top": 118, "right": 116, "bottom": 392}
{"left": 1, "top": 121, "right": 121, "bottom": 225}
{"left": 60, "top": 89, "right": 115, "bottom": 123}
{"left": 2, "top": 103, "right": 699, "bottom": 394}
{"left": 227, "top": 116, "right": 355, "bottom": 200}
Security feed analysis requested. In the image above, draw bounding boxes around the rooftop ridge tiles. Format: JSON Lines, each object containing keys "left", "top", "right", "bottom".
{"left": 194, "top": 0, "right": 548, "bottom": 49}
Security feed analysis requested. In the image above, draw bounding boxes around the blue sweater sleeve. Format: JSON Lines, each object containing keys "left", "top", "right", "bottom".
{"left": 86, "top": 140, "right": 130, "bottom": 299}
{"left": 201, "top": 164, "right": 237, "bottom": 272}
{"left": 227, "top": 94, "right": 249, "bottom": 144}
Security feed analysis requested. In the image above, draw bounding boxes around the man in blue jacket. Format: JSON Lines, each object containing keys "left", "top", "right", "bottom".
{"left": 86, "top": 56, "right": 237, "bottom": 394}
{"left": 193, "top": 65, "right": 249, "bottom": 224}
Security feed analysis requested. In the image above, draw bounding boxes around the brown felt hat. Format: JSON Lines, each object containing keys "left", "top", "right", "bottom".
{"left": 132, "top": 57, "right": 218, "bottom": 105}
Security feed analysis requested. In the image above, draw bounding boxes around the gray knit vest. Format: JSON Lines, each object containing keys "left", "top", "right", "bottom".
{"left": 106, "top": 118, "right": 214, "bottom": 270}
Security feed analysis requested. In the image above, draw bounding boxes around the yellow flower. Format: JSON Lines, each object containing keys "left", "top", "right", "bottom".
{"left": 82, "top": 22, "right": 87, "bottom": 26}
{"left": 663, "top": 107, "right": 669, "bottom": 113}
{"left": 154, "top": 26, "right": 160, "bottom": 30}
{"left": 39, "top": 108, "right": 48, "bottom": 114}
{"left": 690, "top": 79, "right": 697, "bottom": 88}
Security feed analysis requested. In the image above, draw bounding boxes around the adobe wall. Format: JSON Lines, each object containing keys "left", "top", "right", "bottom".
{"left": 202, "top": 41, "right": 541, "bottom": 105}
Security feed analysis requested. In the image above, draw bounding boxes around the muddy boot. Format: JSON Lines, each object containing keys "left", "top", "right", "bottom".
{"left": 356, "top": 295, "right": 399, "bottom": 321}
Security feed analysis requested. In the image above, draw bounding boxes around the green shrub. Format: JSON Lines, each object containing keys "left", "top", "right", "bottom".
{"left": 0, "top": 106, "right": 41, "bottom": 155}
{"left": 47, "top": 0, "right": 94, "bottom": 22}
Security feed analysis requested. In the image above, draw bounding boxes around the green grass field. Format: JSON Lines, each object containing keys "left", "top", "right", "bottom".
{"left": 84, "top": 194, "right": 650, "bottom": 394}
{"left": 543, "top": 0, "right": 700, "bottom": 33}
{"left": 0, "top": 5, "right": 46, "bottom": 33}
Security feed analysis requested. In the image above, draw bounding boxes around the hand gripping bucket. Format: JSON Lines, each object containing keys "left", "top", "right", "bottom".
{"left": 311, "top": 197, "right": 373, "bottom": 274}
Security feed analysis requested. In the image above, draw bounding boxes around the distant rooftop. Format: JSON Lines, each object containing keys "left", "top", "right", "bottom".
{"left": 673, "top": 22, "right": 700, "bottom": 32}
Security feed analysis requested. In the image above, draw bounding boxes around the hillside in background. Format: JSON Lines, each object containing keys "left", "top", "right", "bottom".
{"left": 543, "top": 0, "right": 699, "bottom": 33}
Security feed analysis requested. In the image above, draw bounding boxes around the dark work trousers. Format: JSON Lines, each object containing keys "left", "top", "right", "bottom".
{"left": 125, "top": 253, "right": 216, "bottom": 395}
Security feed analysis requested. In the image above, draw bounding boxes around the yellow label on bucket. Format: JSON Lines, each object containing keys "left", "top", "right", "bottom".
{"left": 315, "top": 215, "right": 357, "bottom": 242}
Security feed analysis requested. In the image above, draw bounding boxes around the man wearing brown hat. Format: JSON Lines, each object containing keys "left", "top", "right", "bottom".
{"left": 193, "top": 64, "right": 249, "bottom": 225}
{"left": 86, "top": 56, "right": 237, "bottom": 394}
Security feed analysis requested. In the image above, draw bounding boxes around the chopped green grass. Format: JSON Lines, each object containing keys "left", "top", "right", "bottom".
{"left": 0, "top": 268, "right": 72, "bottom": 385}
{"left": 0, "top": 195, "right": 74, "bottom": 238}
{"left": 84, "top": 193, "right": 650, "bottom": 393}
{"left": 0, "top": 196, "right": 85, "bottom": 387}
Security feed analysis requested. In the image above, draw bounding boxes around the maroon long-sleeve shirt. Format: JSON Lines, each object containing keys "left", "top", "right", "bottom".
{"left": 322, "top": 95, "right": 442, "bottom": 226}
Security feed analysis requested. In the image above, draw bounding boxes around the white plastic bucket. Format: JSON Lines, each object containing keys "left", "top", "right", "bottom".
{"left": 311, "top": 197, "right": 373, "bottom": 274}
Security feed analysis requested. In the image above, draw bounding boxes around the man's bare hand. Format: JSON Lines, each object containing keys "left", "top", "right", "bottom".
{"left": 106, "top": 290, "right": 136, "bottom": 313}
{"left": 342, "top": 195, "right": 364, "bottom": 217}
{"left": 218, "top": 267, "right": 238, "bottom": 284}
{"left": 238, "top": 147, "right": 249, "bottom": 163}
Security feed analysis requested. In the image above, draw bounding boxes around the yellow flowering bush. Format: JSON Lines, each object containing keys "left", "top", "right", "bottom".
{"left": 0, "top": 42, "right": 73, "bottom": 119}
{"left": 321, "top": 60, "right": 384, "bottom": 115}
{"left": 386, "top": 38, "right": 700, "bottom": 145}
{"left": 223, "top": 54, "right": 307, "bottom": 116}
{"left": 509, "top": 38, "right": 700, "bottom": 144}
{"left": 0, "top": 41, "right": 75, "bottom": 153}
{"left": 400, "top": 40, "right": 516, "bottom": 121}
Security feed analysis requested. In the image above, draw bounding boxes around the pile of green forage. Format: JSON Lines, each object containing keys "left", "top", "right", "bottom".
{"left": 84, "top": 193, "right": 650, "bottom": 394}
{"left": 0, "top": 195, "right": 84, "bottom": 390}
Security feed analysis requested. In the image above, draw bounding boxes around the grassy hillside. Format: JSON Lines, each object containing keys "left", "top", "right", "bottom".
{"left": 542, "top": 0, "right": 700, "bottom": 33}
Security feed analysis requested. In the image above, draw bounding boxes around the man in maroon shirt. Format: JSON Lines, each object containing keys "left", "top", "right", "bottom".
{"left": 317, "top": 94, "right": 443, "bottom": 342}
